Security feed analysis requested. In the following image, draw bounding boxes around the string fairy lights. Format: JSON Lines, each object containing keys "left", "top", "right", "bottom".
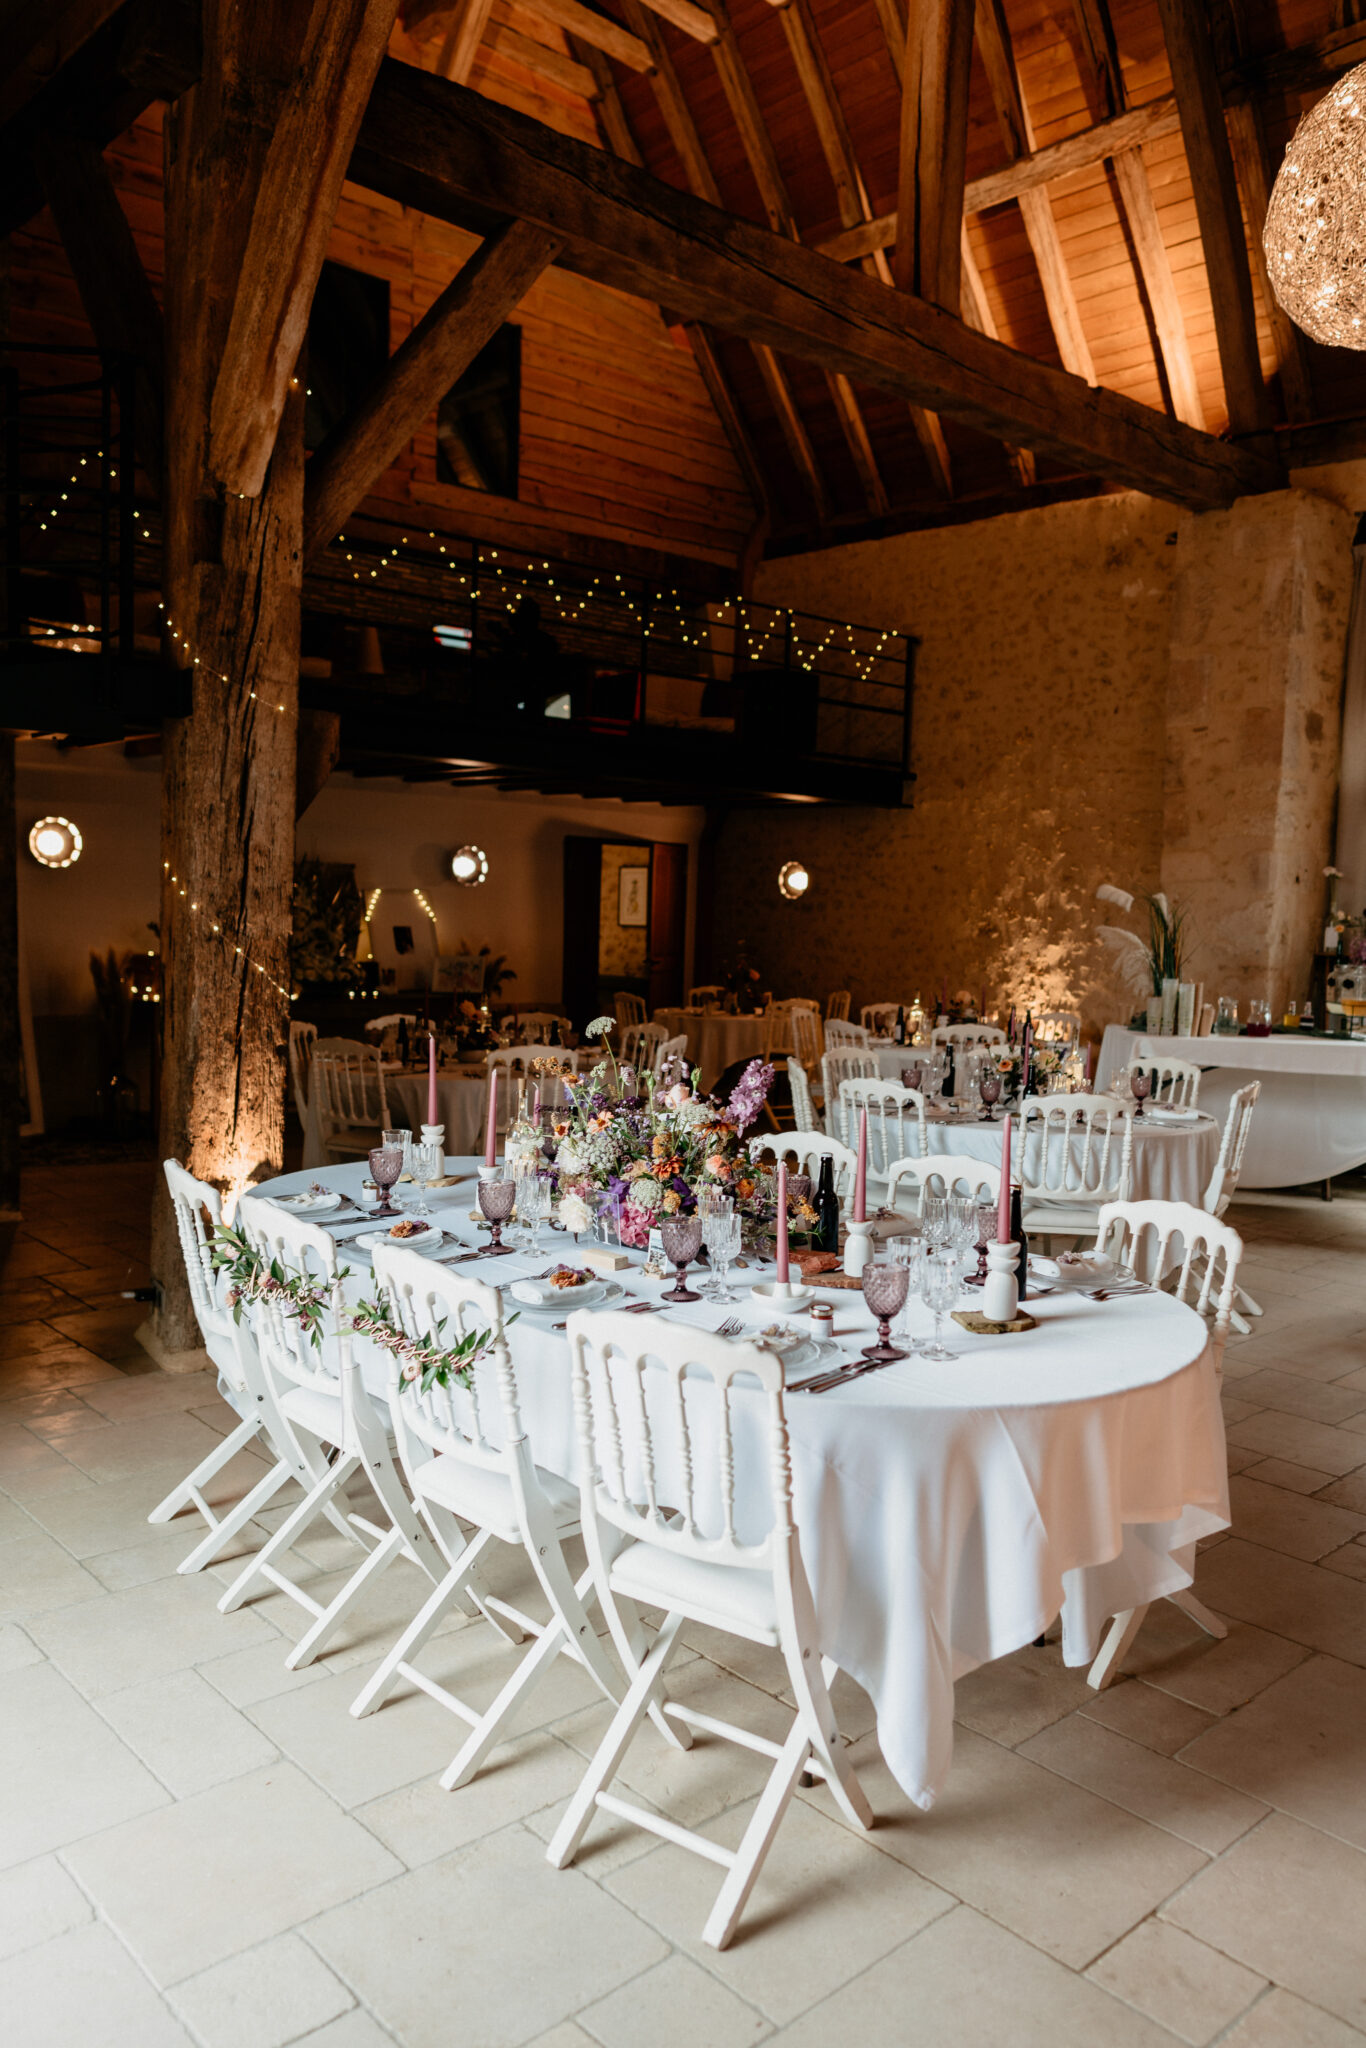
{"left": 162, "top": 859, "right": 294, "bottom": 1003}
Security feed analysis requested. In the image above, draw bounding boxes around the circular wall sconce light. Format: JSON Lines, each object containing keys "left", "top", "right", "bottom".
{"left": 449, "top": 844, "right": 489, "bottom": 887}
{"left": 778, "top": 860, "right": 809, "bottom": 901}
{"left": 28, "top": 816, "right": 82, "bottom": 869}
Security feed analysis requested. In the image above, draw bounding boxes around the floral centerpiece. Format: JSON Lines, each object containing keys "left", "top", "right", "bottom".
{"left": 549, "top": 1018, "right": 778, "bottom": 1248}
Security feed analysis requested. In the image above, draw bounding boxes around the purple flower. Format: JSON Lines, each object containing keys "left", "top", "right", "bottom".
{"left": 728, "top": 1058, "right": 775, "bottom": 1133}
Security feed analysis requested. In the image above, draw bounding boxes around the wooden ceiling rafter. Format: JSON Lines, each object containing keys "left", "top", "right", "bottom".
{"left": 515, "top": 0, "right": 652, "bottom": 71}
{"left": 436, "top": 0, "right": 495, "bottom": 80}
{"left": 1069, "top": 0, "right": 1205, "bottom": 431}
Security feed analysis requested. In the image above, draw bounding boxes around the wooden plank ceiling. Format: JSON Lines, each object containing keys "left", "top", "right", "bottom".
{"left": 387, "top": 0, "right": 1366, "bottom": 551}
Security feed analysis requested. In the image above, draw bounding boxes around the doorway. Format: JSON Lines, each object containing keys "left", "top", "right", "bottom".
{"left": 561, "top": 837, "right": 688, "bottom": 1027}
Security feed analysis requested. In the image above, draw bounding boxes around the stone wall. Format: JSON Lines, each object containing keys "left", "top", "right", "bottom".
{"left": 709, "top": 487, "right": 1355, "bottom": 1039}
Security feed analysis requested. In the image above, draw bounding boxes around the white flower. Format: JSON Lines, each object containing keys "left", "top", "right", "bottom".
{"left": 1095, "top": 883, "right": 1134, "bottom": 912}
{"left": 664, "top": 1082, "right": 691, "bottom": 1109}
{"left": 585, "top": 1015, "right": 615, "bottom": 1037}
{"left": 558, "top": 1191, "right": 592, "bottom": 1236}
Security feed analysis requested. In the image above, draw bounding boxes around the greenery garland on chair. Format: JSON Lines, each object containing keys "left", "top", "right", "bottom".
{"left": 209, "top": 1223, "right": 506, "bottom": 1392}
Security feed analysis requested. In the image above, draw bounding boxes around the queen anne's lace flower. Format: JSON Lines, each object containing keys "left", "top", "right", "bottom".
{"left": 585, "top": 1015, "right": 615, "bottom": 1037}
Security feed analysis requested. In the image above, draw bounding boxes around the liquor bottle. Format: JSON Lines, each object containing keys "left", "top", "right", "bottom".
{"left": 943, "top": 1039, "right": 956, "bottom": 1101}
{"left": 815, "top": 1154, "right": 840, "bottom": 1256}
{"left": 894, "top": 1004, "right": 906, "bottom": 1045}
{"left": 1009, "top": 1181, "right": 1029, "bottom": 1301}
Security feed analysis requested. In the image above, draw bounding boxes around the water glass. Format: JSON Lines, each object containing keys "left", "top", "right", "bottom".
{"left": 919, "top": 1246, "right": 961, "bottom": 1361}
{"left": 513, "top": 1161, "right": 540, "bottom": 1250}
{"left": 703, "top": 1196, "right": 742, "bottom": 1303}
{"left": 1213, "top": 996, "right": 1239, "bottom": 1036}
{"left": 382, "top": 1128, "right": 413, "bottom": 1180}
{"left": 891, "top": 1233, "right": 923, "bottom": 1348}
{"left": 696, "top": 1186, "right": 726, "bottom": 1297}
{"left": 920, "top": 1193, "right": 950, "bottom": 1250}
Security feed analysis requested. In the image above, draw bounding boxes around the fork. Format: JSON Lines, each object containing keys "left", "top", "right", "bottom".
{"left": 715, "top": 1316, "right": 745, "bottom": 1339}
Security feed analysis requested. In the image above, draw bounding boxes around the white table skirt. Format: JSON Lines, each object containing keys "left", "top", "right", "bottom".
{"left": 653, "top": 1010, "right": 769, "bottom": 1091}
{"left": 257, "top": 1157, "right": 1228, "bottom": 1812}
{"left": 1098, "top": 1024, "right": 1366, "bottom": 1187}
{"left": 385, "top": 1073, "right": 488, "bottom": 1157}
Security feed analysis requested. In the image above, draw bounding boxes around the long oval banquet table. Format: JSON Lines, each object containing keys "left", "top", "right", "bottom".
{"left": 1097, "top": 1024, "right": 1366, "bottom": 1188}
{"left": 255, "top": 1157, "right": 1229, "bottom": 1811}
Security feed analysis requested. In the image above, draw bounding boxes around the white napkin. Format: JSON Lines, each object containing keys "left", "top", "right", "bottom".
{"left": 511, "top": 1272, "right": 595, "bottom": 1305}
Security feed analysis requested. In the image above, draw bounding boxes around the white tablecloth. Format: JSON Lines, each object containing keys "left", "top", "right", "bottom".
{"left": 921, "top": 1113, "right": 1218, "bottom": 1207}
{"left": 653, "top": 1010, "right": 769, "bottom": 1091}
{"left": 257, "top": 1157, "right": 1227, "bottom": 1811}
{"left": 385, "top": 1072, "right": 488, "bottom": 1157}
{"left": 1098, "top": 1024, "right": 1366, "bottom": 1188}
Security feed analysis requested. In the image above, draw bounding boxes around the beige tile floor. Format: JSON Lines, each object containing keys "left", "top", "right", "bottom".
{"left": 3, "top": 1161, "right": 1366, "bottom": 2048}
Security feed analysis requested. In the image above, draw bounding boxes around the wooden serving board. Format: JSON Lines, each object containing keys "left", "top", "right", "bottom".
{"left": 951, "top": 1309, "right": 1038, "bottom": 1335}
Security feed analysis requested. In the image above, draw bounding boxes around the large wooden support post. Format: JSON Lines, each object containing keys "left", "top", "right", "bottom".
{"left": 0, "top": 736, "right": 20, "bottom": 1222}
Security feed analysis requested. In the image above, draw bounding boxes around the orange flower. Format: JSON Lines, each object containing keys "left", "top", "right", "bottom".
{"left": 737, "top": 1176, "right": 755, "bottom": 1199}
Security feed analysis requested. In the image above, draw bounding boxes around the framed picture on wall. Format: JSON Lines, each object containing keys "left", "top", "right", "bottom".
{"left": 618, "top": 865, "right": 649, "bottom": 928}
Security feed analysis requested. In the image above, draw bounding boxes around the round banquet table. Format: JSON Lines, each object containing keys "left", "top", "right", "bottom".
{"left": 652, "top": 1009, "right": 769, "bottom": 1091}
{"left": 255, "top": 1156, "right": 1228, "bottom": 1812}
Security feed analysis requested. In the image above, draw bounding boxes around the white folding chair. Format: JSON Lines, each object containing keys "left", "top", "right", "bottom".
{"left": 1034, "top": 1009, "right": 1082, "bottom": 1049}
{"left": 288, "top": 1022, "right": 317, "bottom": 1127}
{"left": 547, "top": 1311, "right": 873, "bottom": 1950}
{"left": 688, "top": 985, "right": 723, "bottom": 1008}
{"left": 1018, "top": 1094, "right": 1134, "bottom": 1248}
{"left": 884, "top": 1153, "right": 1000, "bottom": 1212}
{"left": 620, "top": 1020, "right": 667, "bottom": 1070}
{"left": 1085, "top": 1198, "right": 1243, "bottom": 1690}
{"left": 789, "top": 1002, "right": 823, "bottom": 1075}
{"left": 1201, "top": 1080, "right": 1261, "bottom": 1332}
{"left": 787, "top": 1058, "right": 820, "bottom": 1133}
{"left": 215, "top": 1197, "right": 445, "bottom": 1668}
{"left": 838, "top": 1077, "right": 928, "bottom": 1172}
{"left": 823, "top": 1019, "right": 870, "bottom": 1050}
{"left": 313, "top": 1047, "right": 389, "bottom": 1162}
{"left": 350, "top": 1248, "right": 672, "bottom": 1784}
{"left": 821, "top": 1049, "right": 876, "bottom": 1135}
{"left": 748, "top": 1129, "right": 857, "bottom": 1200}
{"left": 514, "top": 1012, "right": 571, "bottom": 1040}
{"left": 825, "top": 989, "right": 850, "bottom": 1021}
{"left": 614, "top": 991, "right": 646, "bottom": 1027}
{"left": 930, "top": 1023, "right": 1006, "bottom": 1049}
{"left": 147, "top": 1161, "right": 300, "bottom": 1573}
{"left": 1128, "top": 1039, "right": 1202, "bottom": 1109}
{"left": 655, "top": 1032, "right": 690, "bottom": 1084}
{"left": 859, "top": 1003, "right": 904, "bottom": 1036}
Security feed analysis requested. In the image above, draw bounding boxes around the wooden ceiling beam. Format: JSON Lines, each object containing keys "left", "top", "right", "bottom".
{"left": 1070, "top": 0, "right": 1204, "bottom": 431}
{"left": 628, "top": 0, "right": 717, "bottom": 45}
{"left": 482, "top": 19, "right": 597, "bottom": 99}
{"left": 0, "top": 0, "right": 127, "bottom": 129}
{"left": 960, "top": 225, "right": 1035, "bottom": 486}
{"left": 303, "top": 218, "right": 560, "bottom": 563}
{"left": 207, "top": 0, "right": 403, "bottom": 497}
{"left": 515, "top": 0, "right": 652, "bottom": 72}
{"left": 892, "top": 0, "right": 971, "bottom": 313}
{"left": 352, "top": 61, "right": 1276, "bottom": 507}
{"left": 1154, "top": 0, "right": 1271, "bottom": 437}
{"left": 701, "top": 0, "right": 796, "bottom": 237}
{"left": 975, "top": 0, "right": 1095, "bottom": 385}
{"left": 573, "top": 35, "right": 644, "bottom": 163}
{"left": 437, "top": 0, "right": 495, "bottom": 81}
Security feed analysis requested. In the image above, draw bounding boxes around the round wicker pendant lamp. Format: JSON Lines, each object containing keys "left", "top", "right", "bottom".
{"left": 1264, "top": 65, "right": 1366, "bottom": 348}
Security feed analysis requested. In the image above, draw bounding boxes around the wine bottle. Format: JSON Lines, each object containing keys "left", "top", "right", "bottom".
{"left": 943, "top": 1040, "right": 956, "bottom": 1100}
{"left": 549, "top": 1017, "right": 561, "bottom": 1045}
{"left": 894, "top": 1004, "right": 906, "bottom": 1045}
{"left": 1009, "top": 1182, "right": 1029, "bottom": 1300}
{"left": 815, "top": 1155, "right": 840, "bottom": 1255}
{"left": 397, "top": 1016, "right": 409, "bottom": 1065}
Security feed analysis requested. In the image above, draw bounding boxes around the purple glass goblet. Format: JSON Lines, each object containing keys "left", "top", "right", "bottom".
{"left": 901, "top": 1064, "right": 924, "bottom": 1093}
{"left": 788, "top": 1173, "right": 812, "bottom": 1209}
{"left": 660, "top": 1216, "right": 704, "bottom": 1302}
{"left": 477, "top": 1177, "right": 516, "bottom": 1252}
{"left": 1130, "top": 1068, "right": 1152, "bottom": 1118}
{"left": 978, "top": 1071, "right": 1003, "bottom": 1121}
{"left": 368, "top": 1145, "right": 403, "bottom": 1219}
{"left": 860, "top": 1261, "right": 909, "bottom": 1363}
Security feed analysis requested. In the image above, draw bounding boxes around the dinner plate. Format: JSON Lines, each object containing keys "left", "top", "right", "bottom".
{"left": 355, "top": 1224, "right": 445, "bottom": 1256}
{"left": 511, "top": 1280, "right": 624, "bottom": 1318}
{"left": 1030, "top": 1252, "right": 1117, "bottom": 1291}
{"left": 277, "top": 1188, "right": 343, "bottom": 1213}
{"left": 774, "top": 1339, "right": 821, "bottom": 1376}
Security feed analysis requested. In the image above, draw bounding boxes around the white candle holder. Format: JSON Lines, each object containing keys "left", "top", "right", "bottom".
{"left": 421, "top": 1122, "right": 445, "bottom": 1152}
{"left": 478, "top": 1163, "right": 500, "bottom": 1183}
{"left": 982, "top": 1241, "right": 1020, "bottom": 1324}
{"left": 843, "top": 1219, "right": 874, "bottom": 1277}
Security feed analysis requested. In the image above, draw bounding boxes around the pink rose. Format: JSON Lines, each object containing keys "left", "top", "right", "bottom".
{"left": 618, "top": 1202, "right": 651, "bottom": 1248}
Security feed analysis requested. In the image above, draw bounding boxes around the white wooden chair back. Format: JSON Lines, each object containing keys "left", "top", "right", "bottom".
{"left": 860, "top": 1003, "right": 903, "bottom": 1035}
{"left": 614, "top": 991, "right": 646, "bottom": 1027}
{"left": 314, "top": 1047, "right": 388, "bottom": 1137}
{"left": 789, "top": 1003, "right": 822, "bottom": 1071}
{"left": 655, "top": 1033, "right": 690, "bottom": 1086}
{"left": 514, "top": 1012, "right": 570, "bottom": 1040}
{"left": 1203, "top": 1080, "right": 1260, "bottom": 1216}
{"left": 838, "top": 1077, "right": 928, "bottom": 1171}
{"left": 931, "top": 1023, "right": 1006, "bottom": 1048}
{"left": 748, "top": 1129, "right": 857, "bottom": 1199}
{"left": 235, "top": 1195, "right": 355, "bottom": 1440}
{"left": 884, "top": 1153, "right": 1001, "bottom": 1210}
{"left": 1130, "top": 1039, "right": 1202, "bottom": 1110}
{"left": 486, "top": 1043, "right": 554, "bottom": 1075}
{"left": 825, "top": 989, "right": 850, "bottom": 1021}
{"left": 371, "top": 1246, "right": 516, "bottom": 1484}
{"left": 619, "top": 1020, "right": 667, "bottom": 1070}
{"left": 288, "top": 1022, "right": 317, "bottom": 1125}
{"left": 1017, "top": 1094, "right": 1134, "bottom": 1205}
{"left": 688, "top": 984, "right": 723, "bottom": 1008}
{"left": 823, "top": 1018, "right": 869, "bottom": 1049}
{"left": 162, "top": 1158, "right": 238, "bottom": 1381}
{"left": 1093, "top": 1199, "right": 1242, "bottom": 1371}
{"left": 787, "top": 1058, "right": 819, "bottom": 1132}
{"left": 821, "top": 1049, "right": 877, "bottom": 1135}
{"left": 569, "top": 1310, "right": 791, "bottom": 1571}
{"left": 1034, "top": 1010, "right": 1082, "bottom": 1047}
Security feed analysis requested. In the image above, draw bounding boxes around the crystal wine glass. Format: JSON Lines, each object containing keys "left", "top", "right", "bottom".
{"left": 978, "top": 1069, "right": 1002, "bottom": 1120}
{"left": 477, "top": 1176, "right": 516, "bottom": 1253}
{"left": 920, "top": 1193, "right": 950, "bottom": 1251}
{"left": 696, "top": 1186, "right": 726, "bottom": 1298}
{"left": 708, "top": 1202, "right": 741, "bottom": 1303}
{"left": 407, "top": 1142, "right": 441, "bottom": 1220}
{"left": 919, "top": 1246, "right": 961, "bottom": 1361}
{"left": 382, "top": 1128, "right": 413, "bottom": 1184}
{"left": 891, "top": 1234, "right": 923, "bottom": 1349}
{"left": 965, "top": 1197, "right": 997, "bottom": 1288}
{"left": 1129, "top": 1068, "right": 1152, "bottom": 1118}
{"left": 512, "top": 1161, "right": 539, "bottom": 1251}
{"left": 660, "top": 1215, "right": 704, "bottom": 1302}
{"left": 368, "top": 1144, "right": 403, "bottom": 1219}
{"left": 860, "top": 1260, "right": 909, "bottom": 1363}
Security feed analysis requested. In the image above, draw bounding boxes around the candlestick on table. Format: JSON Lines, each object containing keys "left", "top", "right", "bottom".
{"left": 775, "top": 1162, "right": 789, "bottom": 1289}
{"left": 997, "top": 1112, "right": 1012, "bottom": 1244}
{"left": 853, "top": 1107, "right": 868, "bottom": 1224}
{"left": 484, "top": 1069, "right": 498, "bottom": 1169}
{"left": 427, "top": 1035, "right": 438, "bottom": 1129}
{"left": 532, "top": 1084, "right": 541, "bottom": 1124}
{"left": 1083, "top": 1041, "right": 1093, "bottom": 1084}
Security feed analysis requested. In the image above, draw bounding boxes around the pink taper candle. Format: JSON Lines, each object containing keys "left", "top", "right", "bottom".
{"left": 427, "top": 1035, "right": 438, "bottom": 1128}
{"left": 997, "top": 1112, "right": 1012, "bottom": 1244}
{"left": 484, "top": 1069, "right": 498, "bottom": 1168}
{"left": 532, "top": 1084, "right": 541, "bottom": 1123}
{"left": 853, "top": 1107, "right": 868, "bottom": 1223}
{"left": 776, "top": 1162, "right": 789, "bottom": 1284}
{"left": 1083, "top": 1041, "right": 1093, "bottom": 1083}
